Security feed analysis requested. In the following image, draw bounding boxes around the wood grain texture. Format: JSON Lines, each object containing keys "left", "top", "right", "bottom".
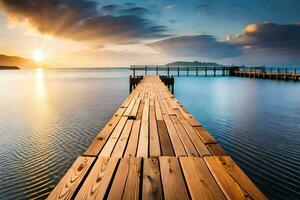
{"left": 108, "top": 157, "right": 142, "bottom": 200}
{"left": 124, "top": 120, "right": 141, "bottom": 157}
{"left": 84, "top": 107, "right": 126, "bottom": 156}
{"left": 75, "top": 157, "right": 119, "bottom": 200}
{"left": 170, "top": 115, "right": 199, "bottom": 157}
{"left": 137, "top": 98, "right": 149, "bottom": 158}
{"left": 194, "top": 126, "right": 217, "bottom": 144}
{"left": 206, "top": 143, "right": 228, "bottom": 156}
{"left": 157, "top": 120, "right": 175, "bottom": 156}
{"left": 159, "top": 157, "right": 190, "bottom": 200}
{"left": 149, "top": 103, "right": 161, "bottom": 157}
{"left": 204, "top": 156, "right": 267, "bottom": 200}
{"left": 142, "top": 158, "right": 163, "bottom": 200}
{"left": 180, "top": 157, "right": 226, "bottom": 200}
{"left": 111, "top": 120, "right": 134, "bottom": 157}
{"left": 47, "top": 156, "right": 95, "bottom": 200}
{"left": 99, "top": 116, "right": 128, "bottom": 157}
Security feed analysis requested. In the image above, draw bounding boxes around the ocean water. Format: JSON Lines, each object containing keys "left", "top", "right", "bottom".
{"left": 0, "top": 68, "right": 299, "bottom": 199}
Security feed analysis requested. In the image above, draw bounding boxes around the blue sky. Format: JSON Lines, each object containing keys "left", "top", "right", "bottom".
{"left": 0, "top": 0, "right": 300, "bottom": 67}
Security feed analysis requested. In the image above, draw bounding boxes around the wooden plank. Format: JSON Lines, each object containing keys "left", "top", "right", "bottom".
{"left": 154, "top": 97, "right": 163, "bottom": 120}
{"left": 129, "top": 98, "right": 141, "bottom": 119}
{"left": 136, "top": 99, "right": 145, "bottom": 120}
{"left": 142, "top": 158, "right": 163, "bottom": 200}
{"left": 111, "top": 120, "right": 134, "bottom": 157}
{"left": 75, "top": 157, "right": 119, "bottom": 200}
{"left": 137, "top": 98, "right": 149, "bottom": 158}
{"left": 124, "top": 120, "right": 141, "bottom": 157}
{"left": 170, "top": 115, "right": 199, "bottom": 157}
{"left": 84, "top": 107, "right": 126, "bottom": 156}
{"left": 108, "top": 157, "right": 142, "bottom": 200}
{"left": 175, "top": 110, "right": 211, "bottom": 156}
{"left": 180, "top": 157, "right": 226, "bottom": 200}
{"left": 157, "top": 120, "right": 175, "bottom": 156}
{"left": 99, "top": 116, "right": 127, "bottom": 157}
{"left": 162, "top": 113, "right": 186, "bottom": 157}
{"left": 123, "top": 98, "right": 137, "bottom": 116}
{"left": 204, "top": 156, "right": 267, "bottom": 200}
{"left": 47, "top": 156, "right": 95, "bottom": 200}
{"left": 159, "top": 157, "right": 190, "bottom": 200}
{"left": 122, "top": 157, "right": 142, "bottom": 200}
{"left": 194, "top": 126, "right": 217, "bottom": 144}
{"left": 206, "top": 143, "right": 228, "bottom": 156}
{"left": 149, "top": 103, "right": 161, "bottom": 157}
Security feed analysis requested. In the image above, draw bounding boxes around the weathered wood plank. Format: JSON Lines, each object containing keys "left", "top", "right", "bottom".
{"left": 111, "top": 120, "right": 134, "bottom": 157}
{"left": 122, "top": 157, "right": 142, "bottom": 200}
{"left": 75, "top": 157, "right": 119, "bottom": 200}
{"left": 84, "top": 107, "right": 126, "bottom": 156}
{"left": 142, "top": 158, "right": 163, "bottom": 200}
{"left": 175, "top": 109, "right": 211, "bottom": 156}
{"left": 170, "top": 115, "right": 199, "bottom": 157}
{"left": 159, "top": 157, "right": 190, "bottom": 200}
{"left": 206, "top": 143, "right": 228, "bottom": 156}
{"left": 149, "top": 103, "right": 161, "bottom": 157}
{"left": 157, "top": 120, "right": 175, "bottom": 156}
{"left": 194, "top": 126, "right": 217, "bottom": 144}
{"left": 99, "top": 116, "right": 128, "bottom": 157}
{"left": 129, "top": 98, "right": 141, "bottom": 119}
{"left": 180, "top": 157, "right": 226, "bottom": 200}
{"left": 137, "top": 98, "right": 149, "bottom": 158}
{"left": 47, "top": 156, "right": 95, "bottom": 200}
{"left": 162, "top": 113, "right": 186, "bottom": 157}
{"left": 124, "top": 120, "right": 141, "bottom": 157}
{"left": 204, "top": 156, "right": 267, "bottom": 200}
{"left": 108, "top": 157, "right": 142, "bottom": 200}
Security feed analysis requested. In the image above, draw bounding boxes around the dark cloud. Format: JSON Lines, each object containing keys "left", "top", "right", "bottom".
{"left": 149, "top": 35, "right": 242, "bottom": 59}
{"left": 0, "top": 0, "right": 167, "bottom": 45}
{"left": 102, "top": 4, "right": 122, "bottom": 15}
{"left": 233, "top": 22, "right": 300, "bottom": 48}
{"left": 119, "top": 7, "right": 151, "bottom": 16}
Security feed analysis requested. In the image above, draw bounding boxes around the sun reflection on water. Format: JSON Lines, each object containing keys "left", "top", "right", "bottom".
{"left": 35, "top": 68, "right": 46, "bottom": 99}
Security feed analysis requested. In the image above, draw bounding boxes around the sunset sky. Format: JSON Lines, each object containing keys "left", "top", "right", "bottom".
{"left": 0, "top": 0, "right": 300, "bottom": 67}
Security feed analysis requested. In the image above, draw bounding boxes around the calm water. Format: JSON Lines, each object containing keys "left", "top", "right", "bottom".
{"left": 0, "top": 69, "right": 299, "bottom": 199}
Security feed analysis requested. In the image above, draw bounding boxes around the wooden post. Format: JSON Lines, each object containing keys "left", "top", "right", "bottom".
{"left": 167, "top": 67, "right": 170, "bottom": 77}
{"left": 187, "top": 67, "right": 189, "bottom": 76}
{"left": 156, "top": 66, "right": 158, "bottom": 75}
{"left": 133, "top": 67, "right": 136, "bottom": 77}
{"left": 177, "top": 67, "right": 180, "bottom": 76}
{"left": 213, "top": 67, "right": 216, "bottom": 77}
{"left": 222, "top": 68, "right": 225, "bottom": 76}
{"left": 285, "top": 68, "right": 288, "bottom": 80}
{"left": 196, "top": 67, "right": 198, "bottom": 76}
{"left": 205, "top": 67, "right": 207, "bottom": 76}
{"left": 129, "top": 75, "right": 132, "bottom": 93}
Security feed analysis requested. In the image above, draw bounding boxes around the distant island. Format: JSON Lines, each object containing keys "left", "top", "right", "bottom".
{"left": 0, "top": 65, "right": 20, "bottom": 70}
{"left": 165, "top": 61, "right": 222, "bottom": 67}
{"left": 0, "top": 54, "right": 35, "bottom": 68}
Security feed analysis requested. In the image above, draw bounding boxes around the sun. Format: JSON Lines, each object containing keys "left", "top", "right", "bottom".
{"left": 33, "top": 50, "right": 44, "bottom": 63}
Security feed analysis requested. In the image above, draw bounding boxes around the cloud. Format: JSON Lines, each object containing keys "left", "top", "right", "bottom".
{"left": 232, "top": 22, "right": 300, "bottom": 48}
{"left": 118, "top": 7, "right": 151, "bottom": 16}
{"left": 0, "top": 0, "right": 167, "bottom": 45}
{"left": 102, "top": 4, "right": 122, "bottom": 15}
{"left": 149, "top": 35, "right": 242, "bottom": 59}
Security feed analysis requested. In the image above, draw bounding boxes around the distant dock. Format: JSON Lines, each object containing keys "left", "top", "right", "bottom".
{"left": 130, "top": 65, "right": 299, "bottom": 81}
{"left": 48, "top": 76, "right": 267, "bottom": 199}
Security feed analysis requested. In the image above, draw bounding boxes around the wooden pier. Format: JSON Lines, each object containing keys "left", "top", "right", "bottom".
{"left": 233, "top": 67, "right": 299, "bottom": 81}
{"left": 130, "top": 65, "right": 299, "bottom": 81}
{"left": 48, "top": 76, "right": 267, "bottom": 200}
